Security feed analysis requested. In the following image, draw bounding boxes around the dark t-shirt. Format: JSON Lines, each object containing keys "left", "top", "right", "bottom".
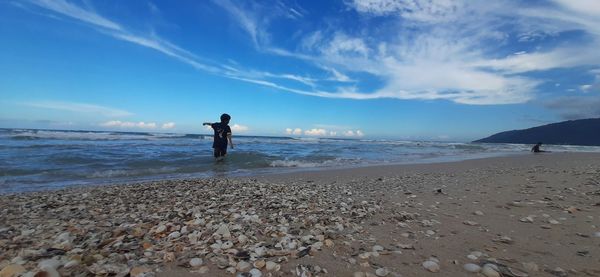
{"left": 211, "top": 122, "right": 231, "bottom": 149}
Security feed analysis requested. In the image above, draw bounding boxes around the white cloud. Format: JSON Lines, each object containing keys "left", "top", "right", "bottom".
{"left": 304, "top": 128, "right": 327, "bottom": 136}
{"left": 231, "top": 124, "right": 249, "bottom": 132}
{"left": 161, "top": 122, "right": 175, "bottom": 129}
{"left": 343, "top": 130, "right": 365, "bottom": 137}
{"left": 26, "top": 101, "right": 132, "bottom": 117}
{"left": 285, "top": 128, "right": 303, "bottom": 135}
{"left": 329, "top": 131, "right": 337, "bottom": 136}
{"left": 101, "top": 121, "right": 157, "bottom": 129}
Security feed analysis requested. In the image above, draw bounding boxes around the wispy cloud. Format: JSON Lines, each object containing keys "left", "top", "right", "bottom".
{"left": 544, "top": 96, "right": 600, "bottom": 120}
{"left": 100, "top": 120, "right": 157, "bottom": 129}
{"left": 26, "top": 100, "right": 132, "bottom": 117}
{"left": 22, "top": 0, "right": 600, "bottom": 106}
{"left": 231, "top": 124, "right": 249, "bottom": 132}
{"left": 161, "top": 122, "right": 175, "bottom": 129}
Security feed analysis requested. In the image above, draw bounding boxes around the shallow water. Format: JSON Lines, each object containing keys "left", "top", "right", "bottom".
{"left": 2, "top": 128, "right": 599, "bottom": 193}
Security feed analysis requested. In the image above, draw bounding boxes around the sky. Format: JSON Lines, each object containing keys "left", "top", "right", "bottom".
{"left": 1, "top": 0, "right": 599, "bottom": 141}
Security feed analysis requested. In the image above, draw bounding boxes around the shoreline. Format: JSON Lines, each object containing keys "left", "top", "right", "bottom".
{"left": 1, "top": 152, "right": 600, "bottom": 276}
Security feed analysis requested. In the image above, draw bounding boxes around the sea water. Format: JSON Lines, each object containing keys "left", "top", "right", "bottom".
{"left": 1, "top": 128, "right": 599, "bottom": 193}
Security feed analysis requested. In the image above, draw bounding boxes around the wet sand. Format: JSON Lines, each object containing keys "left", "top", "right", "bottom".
{"left": 1, "top": 152, "right": 599, "bottom": 276}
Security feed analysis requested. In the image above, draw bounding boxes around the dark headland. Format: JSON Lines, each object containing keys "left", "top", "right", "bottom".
{"left": 474, "top": 118, "right": 600, "bottom": 146}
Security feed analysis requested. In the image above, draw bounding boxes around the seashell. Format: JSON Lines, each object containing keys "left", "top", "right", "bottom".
{"left": 236, "top": 261, "right": 251, "bottom": 272}
{"left": 238, "top": 234, "right": 248, "bottom": 244}
{"left": 265, "top": 261, "right": 280, "bottom": 271}
{"left": 481, "top": 265, "right": 500, "bottom": 277}
{"left": 221, "top": 241, "right": 234, "bottom": 250}
{"left": 463, "top": 263, "right": 481, "bottom": 273}
{"left": 422, "top": 260, "right": 439, "bottom": 272}
{"left": 324, "top": 239, "right": 334, "bottom": 247}
{"left": 253, "top": 260, "right": 265, "bottom": 269}
{"left": 0, "top": 264, "right": 26, "bottom": 277}
{"left": 522, "top": 262, "right": 538, "bottom": 272}
{"left": 129, "top": 266, "right": 151, "bottom": 277}
{"left": 375, "top": 267, "right": 389, "bottom": 276}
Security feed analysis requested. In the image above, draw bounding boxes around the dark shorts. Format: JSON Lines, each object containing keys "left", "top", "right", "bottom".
{"left": 213, "top": 147, "right": 227, "bottom": 158}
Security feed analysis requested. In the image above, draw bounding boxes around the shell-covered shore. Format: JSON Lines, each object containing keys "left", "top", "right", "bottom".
{"left": 2, "top": 153, "right": 600, "bottom": 276}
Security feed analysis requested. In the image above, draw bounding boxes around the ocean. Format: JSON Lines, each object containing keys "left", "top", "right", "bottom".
{"left": 2, "top": 128, "right": 599, "bottom": 194}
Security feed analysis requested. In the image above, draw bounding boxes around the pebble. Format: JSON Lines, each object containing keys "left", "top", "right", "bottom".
{"left": 168, "top": 231, "right": 181, "bottom": 239}
{"left": 474, "top": 211, "right": 484, "bottom": 216}
{"left": 463, "top": 263, "right": 481, "bottom": 273}
{"left": 422, "top": 260, "right": 440, "bottom": 272}
{"left": 189, "top": 258, "right": 203, "bottom": 267}
{"left": 548, "top": 219, "right": 560, "bottom": 225}
{"left": 593, "top": 232, "right": 600, "bottom": 238}
{"left": 463, "top": 220, "right": 479, "bottom": 226}
{"left": 372, "top": 245, "right": 384, "bottom": 252}
{"left": 249, "top": 268, "right": 262, "bottom": 277}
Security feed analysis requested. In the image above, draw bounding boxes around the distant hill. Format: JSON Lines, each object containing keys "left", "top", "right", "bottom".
{"left": 474, "top": 118, "right": 600, "bottom": 146}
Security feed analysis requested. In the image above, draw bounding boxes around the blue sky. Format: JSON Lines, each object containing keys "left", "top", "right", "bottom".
{"left": 1, "top": 0, "right": 599, "bottom": 141}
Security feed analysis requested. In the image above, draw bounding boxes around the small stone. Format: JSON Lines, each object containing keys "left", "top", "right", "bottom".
{"left": 474, "top": 211, "right": 484, "bottom": 216}
{"left": 594, "top": 232, "right": 600, "bottom": 238}
{"left": 0, "top": 264, "right": 26, "bottom": 277}
{"left": 464, "top": 263, "right": 481, "bottom": 273}
{"left": 168, "top": 231, "right": 181, "bottom": 239}
{"left": 215, "top": 224, "right": 231, "bottom": 238}
{"left": 481, "top": 265, "right": 500, "bottom": 277}
{"left": 426, "top": 230, "right": 435, "bottom": 236}
{"left": 549, "top": 267, "right": 567, "bottom": 277}
{"left": 226, "top": 267, "right": 236, "bottom": 274}
{"left": 520, "top": 216, "right": 534, "bottom": 223}
{"left": 64, "top": 260, "right": 79, "bottom": 268}
{"left": 372, "top": 245, "right": 384, "bottom": 252}
{"left": 548, "top": 219, "right": 560, "bottom": 225}
{"left": 189, "top": 258, "right": 203, "bottom": 267}
{"left": 463, "top": 220, "right": 479, "bottom": 226}
{"left": 156, "top": 225, "right": 167, "bottom": 233}
{"left": 249, "top": 268, "right": 262, "bottom": 277}
{"left": 375, "top": 267, "right": 389, "bottom": 276}
{"left": 467, "top": 254, "right": 478, "bottom": 260}
{"left": 422, "top": 260, "right": 439, "bottom": 272}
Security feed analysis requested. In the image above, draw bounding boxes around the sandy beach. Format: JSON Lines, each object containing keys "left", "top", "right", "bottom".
{"left": 1, "top": 152, "right": 600, "bottom": 277}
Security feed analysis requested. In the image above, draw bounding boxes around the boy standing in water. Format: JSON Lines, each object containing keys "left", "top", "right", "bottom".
{"left": 203, "top": 113, "right": 234, "bottom": 160}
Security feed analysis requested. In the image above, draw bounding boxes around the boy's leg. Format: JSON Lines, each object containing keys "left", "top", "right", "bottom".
{"left": 214, "top": 148, "right": 227, "bottom": 161}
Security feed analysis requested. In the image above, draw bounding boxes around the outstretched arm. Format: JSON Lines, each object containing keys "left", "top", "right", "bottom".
{"left": 227, "top": 133, "right": 234, "bottom": 149}
{"left": 202, "top": 122, "right": 212, "bottom": 126}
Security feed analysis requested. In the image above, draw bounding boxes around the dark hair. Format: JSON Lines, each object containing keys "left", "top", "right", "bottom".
{"left": 220, "top": 113, "right": 231, "bottom": 122}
